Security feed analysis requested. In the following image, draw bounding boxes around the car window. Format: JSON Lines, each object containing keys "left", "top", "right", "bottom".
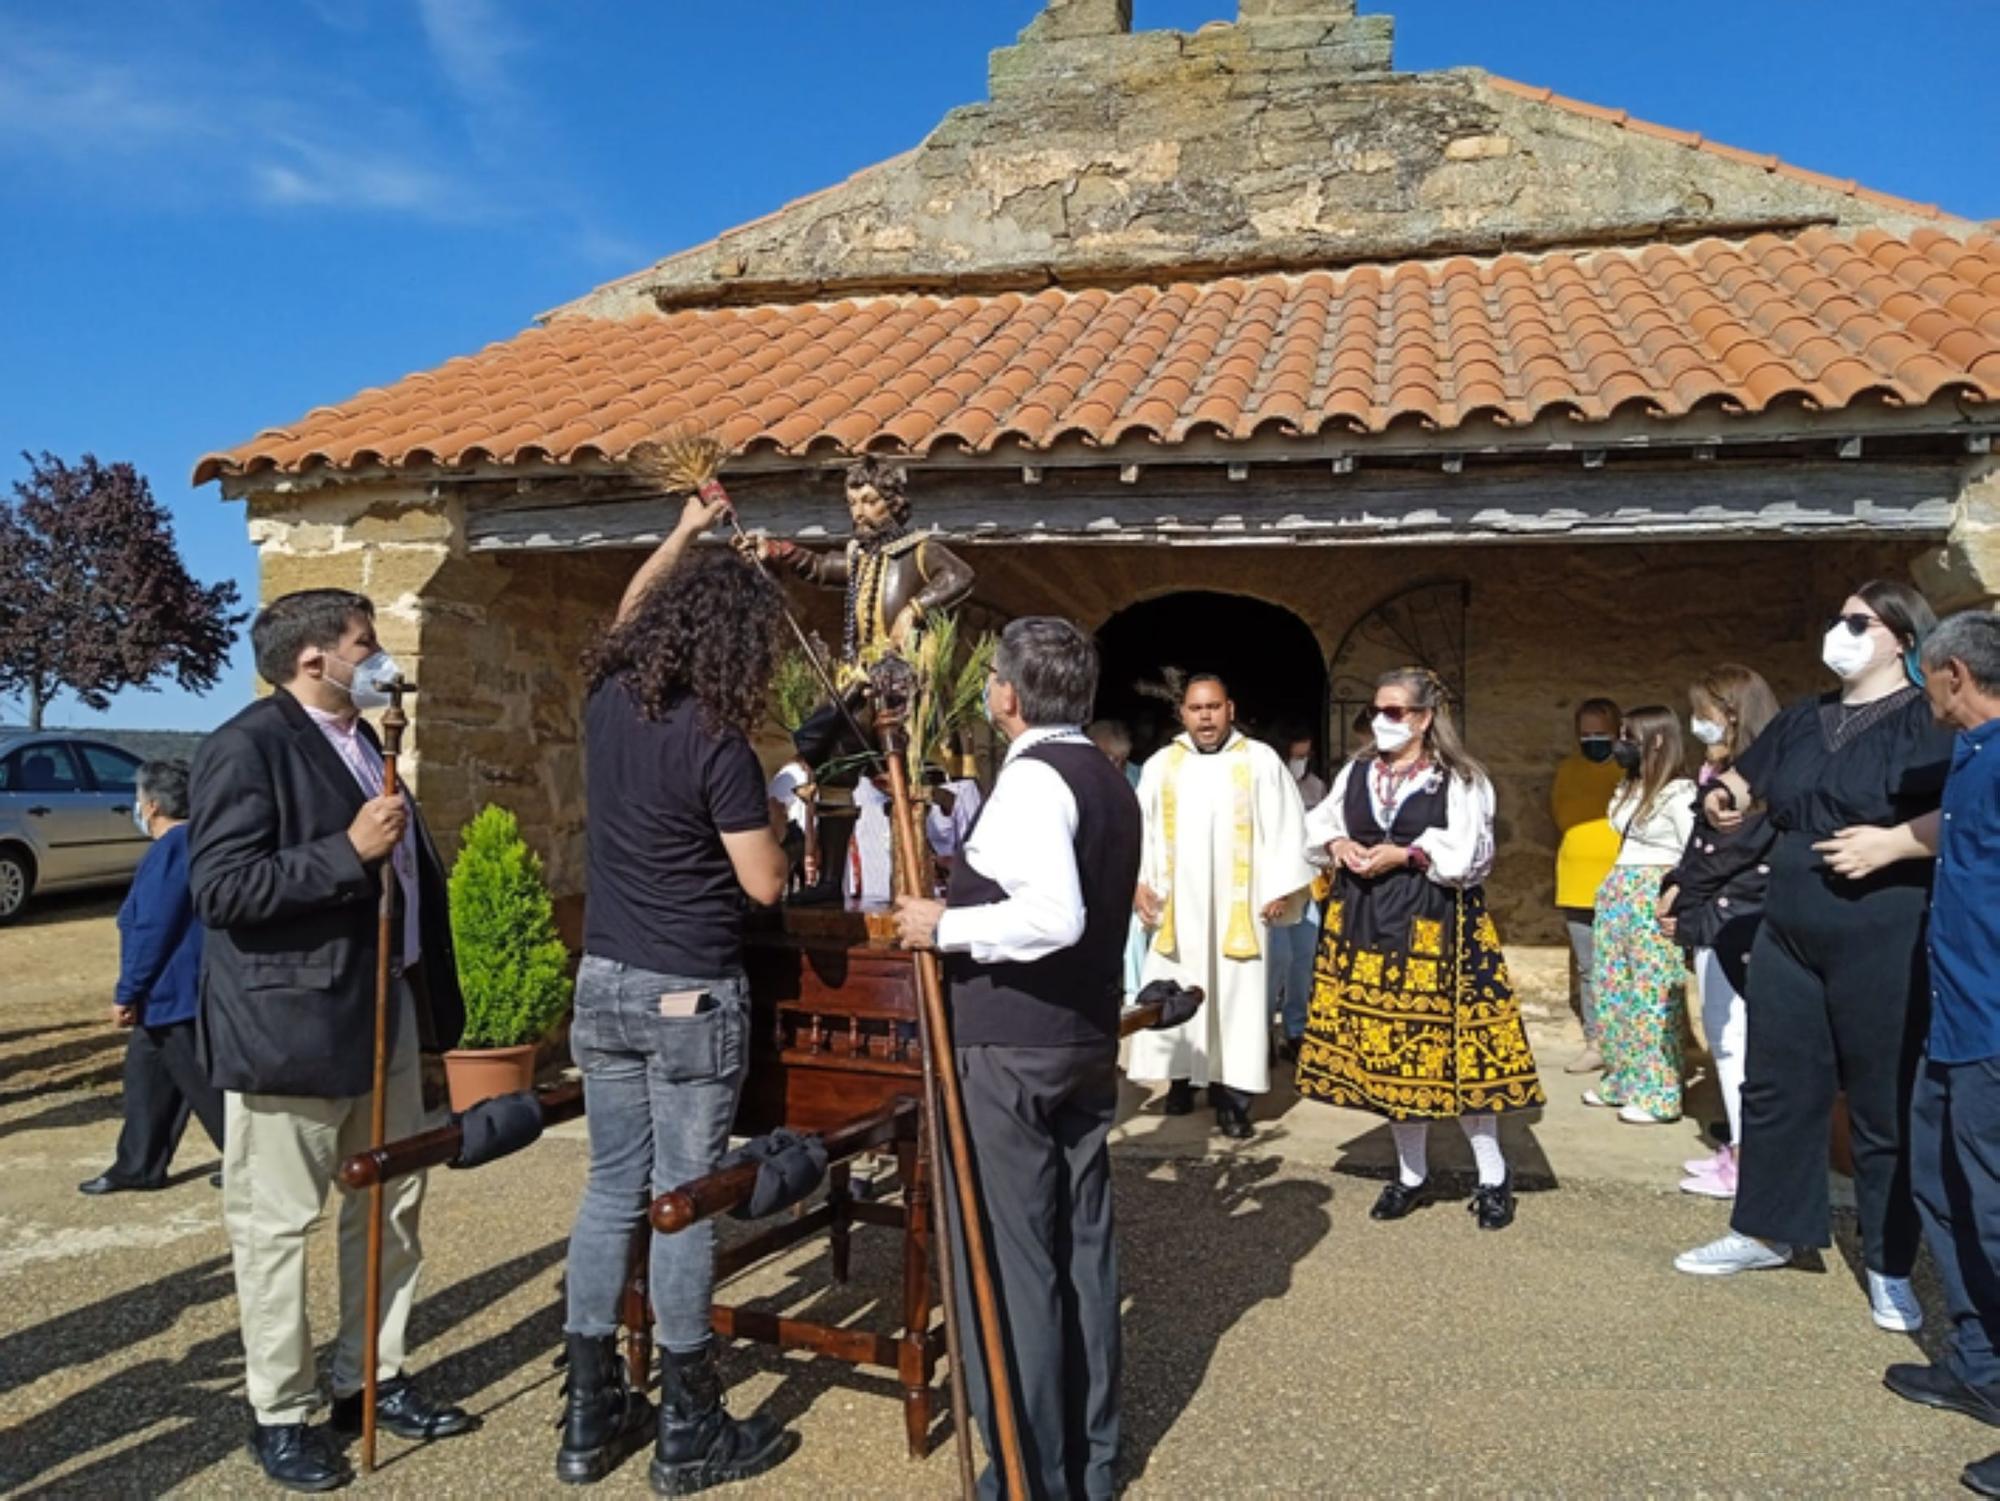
{"left": 0, "top": 744, "right": 84, "bottom": 793}
{"left": 76, "top": 743, "right": 142, "bottom": 793}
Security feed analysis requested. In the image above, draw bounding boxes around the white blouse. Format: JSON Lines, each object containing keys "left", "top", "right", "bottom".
{"left": 1610, "top": 778, "right": 1697, "bottom": 867}
{"left": 1303, "top": 760, "right": 1498, "bottom": 889}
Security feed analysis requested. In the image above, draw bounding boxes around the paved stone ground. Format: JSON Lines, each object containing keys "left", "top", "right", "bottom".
{"left": 1, "top": 891, "right": 1988, "bottom": 1497}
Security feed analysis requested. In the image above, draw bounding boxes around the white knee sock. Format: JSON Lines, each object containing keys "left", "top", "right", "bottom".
{"left": 1459, "top": 1113, "right": 1507, "bottom": 1186}
{"left": 1391, "top": 1121, "right": 1430, "bottom": 1187}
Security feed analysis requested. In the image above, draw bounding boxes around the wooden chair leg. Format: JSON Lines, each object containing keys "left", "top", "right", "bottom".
{"left": 828, "top": 1161, "right": 853, "bottom": 1284}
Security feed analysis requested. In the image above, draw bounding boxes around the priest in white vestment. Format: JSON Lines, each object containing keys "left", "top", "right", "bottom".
{"left": 1125, "top": 675, "right": 1316, "bottom": 1137}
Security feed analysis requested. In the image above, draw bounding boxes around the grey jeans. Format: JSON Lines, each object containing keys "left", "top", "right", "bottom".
{"left": 564, "top": 954, "right": 749, "bottom": 1353}
{"left": 1560, "top": 906, "right": 1599, "bottom": 1039}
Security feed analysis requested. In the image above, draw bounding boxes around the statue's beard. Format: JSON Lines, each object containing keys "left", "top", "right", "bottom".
{"left": 854, "top": 514, "right": 907, "bottom": 548}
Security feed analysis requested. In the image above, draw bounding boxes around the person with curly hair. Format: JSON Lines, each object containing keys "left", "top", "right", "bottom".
{"left": 557, "top": 490, "right": 796, "bottom": 1494}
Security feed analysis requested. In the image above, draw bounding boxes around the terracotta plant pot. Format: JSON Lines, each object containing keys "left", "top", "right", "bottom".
{"left": 442, "top": 1044, "right": 538, "bottom": 1113}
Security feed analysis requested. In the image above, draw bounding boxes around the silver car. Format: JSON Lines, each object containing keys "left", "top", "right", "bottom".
{"left": 0, "top": 731, "right": 153, "bottom": 922}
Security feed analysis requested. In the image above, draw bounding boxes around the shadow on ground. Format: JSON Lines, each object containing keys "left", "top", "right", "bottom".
{"left": 0, "top": 1241, "right": 569, "bottom": 1495}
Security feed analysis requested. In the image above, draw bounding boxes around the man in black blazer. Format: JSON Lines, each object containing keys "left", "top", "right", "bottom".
{"left": 191, "top": 587, "right": 472, "bottom": 1491}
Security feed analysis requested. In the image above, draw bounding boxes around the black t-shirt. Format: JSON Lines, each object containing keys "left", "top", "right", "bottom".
{"left": 1734, "top": 687, "right": 1953, "bottom": 879}
{"left": 583, "top": 676, "right": 770, "bottom": 977}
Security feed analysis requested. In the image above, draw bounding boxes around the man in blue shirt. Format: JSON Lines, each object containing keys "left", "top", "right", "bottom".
{"left": 78, "top": 761, "right": 224, "bottom": 1195}
{"left": 1877, "top": 611, "right": 2000, "bottom": 1498}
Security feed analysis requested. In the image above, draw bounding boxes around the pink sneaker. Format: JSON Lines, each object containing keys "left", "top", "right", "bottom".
{"left": 1683, "top": 1148, "right": 1730, "bottom": 1177}
{"left": 1680, "top": 1152, "right": 1738, "bottom": 1199}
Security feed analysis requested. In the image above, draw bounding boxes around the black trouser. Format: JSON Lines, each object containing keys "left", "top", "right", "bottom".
{"left": 1731, "top": 872, "right": 1927, "bottom": 1273}
{"left": 109, "top": 1020, "right": 225, "bottom": 1186}
{"left": 1911, "top": 1055, "right": 2000, "bottom": 1390}
{"left": 946, "top": 1043, "right": 1121, "bottom": 1501}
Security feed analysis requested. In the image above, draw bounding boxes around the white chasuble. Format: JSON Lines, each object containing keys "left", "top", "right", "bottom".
{"left": 1125, "top": 731, "right": 1316, "bottom": 1094}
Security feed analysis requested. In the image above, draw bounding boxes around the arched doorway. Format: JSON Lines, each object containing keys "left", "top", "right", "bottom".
{"left": 1094, "top": 591, "right": 1327, "bottom": 763}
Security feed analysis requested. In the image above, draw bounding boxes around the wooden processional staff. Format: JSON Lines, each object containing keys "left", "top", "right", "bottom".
{"left": 871, "top": 656, "right": 1029, "bottom": 1501}
{"left": 360, "top": 679, "right": 411, "bottom": 1474}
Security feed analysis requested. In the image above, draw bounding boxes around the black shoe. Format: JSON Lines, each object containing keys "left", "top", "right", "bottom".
{"left": 1277, "top": 1034, "right": 1303, "bottom": 1064}
{"left": 248, "top": 1423, "right": 350, "bottom": 1493}
{"left": 1965, "top": 1451, "right": 2000, "bottom": 1497}
{"left": 331, "top": 1376, "right": 476, "bottom": 1441}
{"left": 1216, "top": 1107, "right": 1254, "bottom": 1141}
{"left": 1470, "top": 1176, "right": 1517, "bottom": 1231}
{"left": 1370, "top": 1180, "right": 1430, "bottom": 1221}
{"left": 651, "top": 1341, "right": 795, "bottom": 1496}
{"left": 556, "top": 1333, "right": 655, "bottom": 1484}
{"left": 1162, "top": 1080, "right": 1196, "bottom": 1117}
{"left": 77, "top": 1173, "right": 160, "bottom": 1196}
{"left": 1885, "top": 1363, "right": 2000, "bottom": 1428}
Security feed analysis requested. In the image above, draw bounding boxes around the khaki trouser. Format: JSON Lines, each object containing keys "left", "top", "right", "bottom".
{"left": 222, "top": 982, "right": 428, "bottom": 1426}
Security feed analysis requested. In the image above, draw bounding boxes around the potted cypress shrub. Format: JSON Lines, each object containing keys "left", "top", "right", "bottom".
{"left": 443, "top": 804, "right": 573, "bottom": 1111}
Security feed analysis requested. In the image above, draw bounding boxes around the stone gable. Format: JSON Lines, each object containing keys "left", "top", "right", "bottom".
{"left": 562, "top": 0, "right": 1969, "bottom": 318}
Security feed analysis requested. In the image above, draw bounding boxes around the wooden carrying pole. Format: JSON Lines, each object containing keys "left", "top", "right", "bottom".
{"left": 876, "top": 698, "right": 1029, "bottom": 1501}
{"left": 360, "top": 682, "right": 409, "bottom": 1473}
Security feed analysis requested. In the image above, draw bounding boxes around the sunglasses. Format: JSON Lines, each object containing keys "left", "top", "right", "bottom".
{"left": 1370, "top": 704, "right": 1423, "bottom": 722}
{"left": 1827, "top": 612, "right": 1880, "bottom": 637}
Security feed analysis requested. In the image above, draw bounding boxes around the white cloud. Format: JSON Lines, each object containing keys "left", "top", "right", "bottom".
{"left": 251, "top": 133, "right": 477, "bottom": 218}
{"left": 416, "top": 0, "right": 526, "bottom": 120}
{"left": 0, "top": 38, "right": 210, "bottom": 154}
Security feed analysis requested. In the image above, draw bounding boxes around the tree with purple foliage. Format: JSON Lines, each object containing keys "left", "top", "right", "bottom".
{"left": 0, "top": 452, "right": 245, "bottom": 729}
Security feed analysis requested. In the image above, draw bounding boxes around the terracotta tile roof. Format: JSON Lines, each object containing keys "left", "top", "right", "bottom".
{"left": 1484, "top": 77, "right": 1952, "bottom": 223}
{"left": 195, "top": 226, "right": 2000, "bottom": 484}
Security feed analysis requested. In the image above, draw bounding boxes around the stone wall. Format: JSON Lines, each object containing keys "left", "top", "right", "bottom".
{"left": 245, "top": 474, "right": 1971, "bottom": 1000}
{"left": 563, "top": 0, "right": 1968, "bottom": 317}
{"left": 961, "top": 531, "right": 1936, "bottom": 954}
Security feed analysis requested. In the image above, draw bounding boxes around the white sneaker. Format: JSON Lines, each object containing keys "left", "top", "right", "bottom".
{"left": 1674, "top": 1232, "right": 1792, "bottom": 1276}
{"left": 1618, "top": 1103, "right": 1677, "bottom": 1125}
{"left": 1868, "top": 1270, "right": 1924, "bottom": 1332}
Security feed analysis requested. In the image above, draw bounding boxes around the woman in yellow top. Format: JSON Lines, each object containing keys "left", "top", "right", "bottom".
{"left": 1551, "top": 698, "right": 1625, "bottom": 1073}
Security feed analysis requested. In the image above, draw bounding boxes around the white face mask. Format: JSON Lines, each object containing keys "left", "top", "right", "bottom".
{"left": 1821, "top": 624, "right": 1877, "bottom": 681}
{"left": 1372, "top": 715, "right": 1415, "bottom": 754}
{"left": 1286, "top": 755, "right": 1308, "bottom": 779}
{"left": 330, "top": 649, "right": 404, "bottom": 711}
{"left": 1689, "top": 716, "right": 1727, "bottom": 747}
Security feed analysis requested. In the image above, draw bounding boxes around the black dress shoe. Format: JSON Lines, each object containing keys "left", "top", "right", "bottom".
{"left": 331, "top": 1377, "right": 477, "bottom": 1441}
{"left": 1965, "top": 1451, "right": 2000, "bottom": 1497}
{"left": 1215, "top": 1105, "right": 1254, "bottom": 1141}
{"left": 248, "top": 1422, "right": 350, "bottom": 1492}
{"left": 1370, "top": 1180, "right": 1430, "bottom": 1220}
{"left": 77, "top": 1173, "right": 160, "bottom": 1196}
{"left": 1470, "top": 1176, "right": 1517, "bottom": 1231}
{"left": 1162, "top": 1080, "right": 1196, "bottom": 1116}
{"left": 1885, "top": 1362, "right": 2000, "bottom": 1427}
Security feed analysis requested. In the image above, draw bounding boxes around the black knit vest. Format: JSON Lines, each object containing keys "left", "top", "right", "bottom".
{"left": 945, "top": 739, "right": 1142, "bottom": 1048}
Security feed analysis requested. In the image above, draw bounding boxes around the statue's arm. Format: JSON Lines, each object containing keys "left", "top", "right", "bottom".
{"left": 912, "top": 541, "right": 975, "bottom": 618}
{"left": 758, "top": 539, "right": 848, "bottom": 588}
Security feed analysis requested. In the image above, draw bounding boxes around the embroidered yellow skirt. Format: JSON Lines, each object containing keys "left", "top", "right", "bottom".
{"left": 1295, "top": 875, "right": 1545, "bottom": 1121}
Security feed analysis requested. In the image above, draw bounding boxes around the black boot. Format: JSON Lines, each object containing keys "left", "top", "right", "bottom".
{"left": 1162, "top": 1080, "right": 1196, "bottom": 1116}
{"left": 556, "top": 1333, "right": 654, "bottom": 1484}
{"left": 650, "top": 1341, "right": 793, "bottom": 1497}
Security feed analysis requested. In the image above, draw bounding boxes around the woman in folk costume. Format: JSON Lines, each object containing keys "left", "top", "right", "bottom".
{"left": 1296, "top": 668, "right": 1545, "bottom": 1229}
{"left": 1126, "top": 675, "right": 1316, "bottom": 1140}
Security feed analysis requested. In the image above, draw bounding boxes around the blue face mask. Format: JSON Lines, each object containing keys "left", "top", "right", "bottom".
{"left": 1905, "top": 646, "right": 1927, "bottom": 688}
{"left": 132, "top": 802, "right": 152, "bottom": 838}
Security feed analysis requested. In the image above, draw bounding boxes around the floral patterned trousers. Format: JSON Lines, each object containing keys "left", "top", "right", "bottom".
{"left": 1591, "top": 864, "right": 1687, "bottom": 1120}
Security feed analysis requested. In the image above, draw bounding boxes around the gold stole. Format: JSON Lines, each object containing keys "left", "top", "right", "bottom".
{"left": 1154, "top": 738, "right": 1261, "bottom": 962}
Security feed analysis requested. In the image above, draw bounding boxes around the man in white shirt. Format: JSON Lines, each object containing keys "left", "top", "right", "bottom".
{"left": 895, "top": 617, "right": 1141, "bottom": 1501}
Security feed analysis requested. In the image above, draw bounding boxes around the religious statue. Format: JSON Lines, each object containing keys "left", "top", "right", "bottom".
{"left": 736, "top": 456, "right": 975, "bottom": 763}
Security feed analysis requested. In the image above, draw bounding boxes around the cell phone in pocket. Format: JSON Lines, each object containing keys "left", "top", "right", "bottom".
{"left": 657, "top": 990, "right": 714, "bottom": 1018}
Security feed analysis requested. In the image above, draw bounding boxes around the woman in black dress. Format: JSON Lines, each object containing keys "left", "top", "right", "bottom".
{"left": 1675, "top": 581, "right": 1950, "bottom": 1335}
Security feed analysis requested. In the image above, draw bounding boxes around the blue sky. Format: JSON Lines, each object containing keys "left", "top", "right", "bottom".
{"left": 4, "top": 0, "right": 1994, "bottom": 730}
